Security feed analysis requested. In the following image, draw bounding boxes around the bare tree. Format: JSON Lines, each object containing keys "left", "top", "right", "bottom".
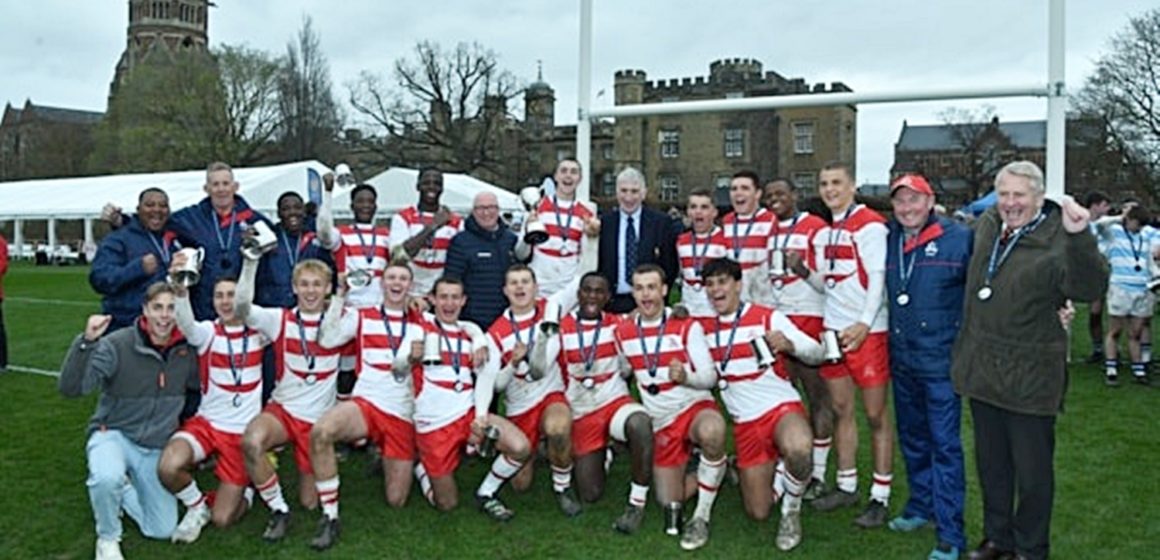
{"left": 217, "top": 45, "right": 284, "bottom": 165}
{"left": 935, "top": 104, "right": 1006, "bottom": 201}
{"left": 1074, "top": 8, "right": 1160, "bottom": 188}
{"left": 348, "top": 41, "right": 521, "bottom": 176}
{"left": 278, "top": 16, "right": 342, "bottom": 162}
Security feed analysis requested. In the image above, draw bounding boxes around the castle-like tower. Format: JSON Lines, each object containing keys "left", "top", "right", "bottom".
{"left": 109, "top": 0, "right": 212, "bottom": 99}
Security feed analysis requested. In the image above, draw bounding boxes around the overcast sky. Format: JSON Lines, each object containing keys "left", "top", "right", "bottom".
{"left": 0, "top": 0, "right": 1153, "bottom": 185}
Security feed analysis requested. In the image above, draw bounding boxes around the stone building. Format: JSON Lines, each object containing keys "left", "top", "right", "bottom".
{"left": 0, "top": 101, "right": 103, "bottom": 181}
{"left": 110, "top": 0, "right": 212, "bottom": 99}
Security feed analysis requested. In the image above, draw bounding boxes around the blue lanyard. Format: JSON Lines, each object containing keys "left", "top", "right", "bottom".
{"left": 771, "top": 214, "right": 800, "bottom": 252}
{"left": 731, "top": 213, "right": 759, "bottom": 259}
{"left": 281, "top": 231, "right": 303, "bottom": 269}
{"left": 715, "top": 304, "right": 745, "bottom": 372}
{"left": 508, "top": 309, "right": 537, "bottom": 353}
{"left": 379, "top": 307, "right": 407, "bottom": 356}
{"left": 294, "top": 310, "right": 321, "bottom": 370}
{"left": 896, "top": 233, "right": 919, "bottom": 294}
{"left": 355, "top": 222, "right": 378, "bottom": 265}
{"left": 206, "top": 207, "right": 236, "bottom": 254}
{"left": 553, "top": 196, "right": 576, "bottom": 242}
{"left": 634, "top": 312, "right": 667, "bottom": 378}
{"left": 827, "top": 206, "right": 855, "bottom": 273}
{"left": 223, "top": 324, "right": 249, "bottom": 386}
{"left": 576, "top": 314, "right": 604, "bottom": 372}
{"left": 146, "top": 230, "right": 171, "bottom": 265}
{"left": 1127, "top": 227, "right": 1144, "bottom": 266}
{"left": 986, "top": 212, "right": 1046, "bottom": 286}
{"left": 438, "top": 323, "right": 464, "bottom": 375}
{"left": 689, "top": 230, "right": 714, "bottom": 276}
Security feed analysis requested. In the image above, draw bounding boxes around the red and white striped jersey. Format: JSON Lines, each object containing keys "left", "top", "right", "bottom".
{"left": 767, "top": 212, "right": 827, "bottom": 317}
{"left": 413, "top": 316, "right": 483, "bottom": 433}
{"left": 676, "top": 227, "right": 729, "bottom": 316}
{"left": 529, "top": 196, "right": 597, "bottom": 297}
{"left": 811, "top": 204, "right": 889, "bottom": 333}
{"left": 722, "top": 208, "right": 776, "bottom": 304}
{"left": 249, "top": 307, "right": 342, "bottom": 423}
{"left": 488, "top": 300, "right": 566, "bottom": 417}
{"left": 614, "top": 311, "right": 715, "bottom": 430}
{"left": 332, "top": 222, "right": 391, "bottom": 308}
{"left": 698, "top": 304, "right": 806, "bottom": 424}
{"left": 190, "top": 321, "right": 268, "bottom": 434}
{"left": 557, "top": 312, "right": 628, "bottom": 419}
{"left": 352, "top": 306, "right": 425, "bottom": 420}
{"left": 389, "top": 207, "right": 464, "bottom": 297}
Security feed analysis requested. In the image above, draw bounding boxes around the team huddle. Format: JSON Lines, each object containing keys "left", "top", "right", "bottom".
{"left": 61, "top": 157, "right": 1099, "bottom": 560}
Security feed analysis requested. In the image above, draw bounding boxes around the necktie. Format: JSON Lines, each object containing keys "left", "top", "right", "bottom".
{"left": 625, "top": 215, "right": 638, "bottom": 284}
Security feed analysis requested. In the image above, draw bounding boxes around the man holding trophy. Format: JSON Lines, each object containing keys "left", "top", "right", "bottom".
{"left": 519, "top": 159, "right": 601, "bottom": 298}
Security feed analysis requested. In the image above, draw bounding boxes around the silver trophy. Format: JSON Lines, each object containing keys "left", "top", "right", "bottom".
{"left": 347, "top": 268, "right": 373, "bottom": 289}
{"left": 822, "top": 330, "right": 844, "bottom": 363}
{"left": 171, "top": 247, "right": 205, "bottom": 287}
{"left": 1149, "top": 277, "right": 1160, "bottom": 294}
{"left": 334, "top": 163, "right": 356, "bottom": 189}
{"left": 240, "top": 220, "right": 277, "bottom": 260}
{"left": 664, "top": 502, "right": 684, "bottom": 536}
{"left": 520, "top": 186, "right": 550, "bottom": 246}
{"left": 478, "top": 425, "right": 501, "bottom": 459}
{"left": 540, "top": 299, "right": 562, "bottom": 335}
{"left": 421, "top": 331, "right": 443, "bottom": 366}
{"left": 751, "top": 336, "right": 777, "bottom": 368}
{"left": 770, "top": 250, "right": 786, "bottom": 277}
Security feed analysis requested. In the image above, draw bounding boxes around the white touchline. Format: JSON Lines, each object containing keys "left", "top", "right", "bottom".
{"left": 7, "top": 365, "right": 61, "bottom": 378}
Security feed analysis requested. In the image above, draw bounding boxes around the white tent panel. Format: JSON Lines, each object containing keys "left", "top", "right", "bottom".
{"left": 328, "top": 167, "right": 522, "bottom": 218}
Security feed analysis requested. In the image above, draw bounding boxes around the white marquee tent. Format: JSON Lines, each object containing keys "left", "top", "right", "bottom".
{"left": 0, "top": 161, "right": 522, "bottom": 258}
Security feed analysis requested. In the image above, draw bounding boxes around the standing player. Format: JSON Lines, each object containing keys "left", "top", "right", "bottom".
{"left": 162, "top": 272, "right": 268, "bottom": 543}
{"left": 522, "top": 159, "right": 601, "bottom": 297}
{"left": 232, "top": 249, "right": 342, "bottom": 543}
{"left": 536, "top": 271, "right": 655, "bottom": 534}
{"left": 805, "top": 162, "right": 894, "bottom": 528}
{"left": 408, "top": 278, "right": 532, "bottom": 521}
{"left": 615, "top": 264, "right": 726, "bottom": 551}
{"left": 721, "top": 171, "right": 776, "bottom": 304}
{"left": 1096, "top": 204, "right": 1157, "bottom": 385}
{"left": 700, "top": 257, "right": 823, "bottom": 551}
{"left": 388, "top": 168, "right": 464, "bottom": 298}
{"left": 308, "top": 263, "right": 425, "bottom": 550}
{"left": 480, "top": 264, "right": 582, "bottom": 516}
{"left": 675, "top": 188, "right": 728, "bottom": 316}
{"left": 765, "top": 177, "right": 835, "bottom": 500}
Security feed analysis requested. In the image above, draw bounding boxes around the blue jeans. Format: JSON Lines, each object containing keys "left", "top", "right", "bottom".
{"left": 86, "top": 430, "right": 176, "bottom": 541}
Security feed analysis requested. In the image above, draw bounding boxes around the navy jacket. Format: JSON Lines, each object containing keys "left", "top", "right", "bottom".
{"left": 597, "top": 206, "right": 679, "bottom": 293}
{"left": 168, "top": 196, "right": 270, "bottom": 320}
{"left": 89, "top": 221, "right": 181, "bottom": 330}
{"left": 886, "top": 214, "right": 972, "bottom": 376}
{"left": 255, "top": 225, "right": 334, "bottom": 308}
{"left": 444, "top": 216, "right": 519, "bottom": 329}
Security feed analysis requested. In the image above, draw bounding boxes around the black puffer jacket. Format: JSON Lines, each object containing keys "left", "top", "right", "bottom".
{"left": 444, "top": 216, "right": 519, "bottom": 330}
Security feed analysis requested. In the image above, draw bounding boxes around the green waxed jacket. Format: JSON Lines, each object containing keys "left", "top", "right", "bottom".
{"left": 951, "top": 201, "right": 1108, "bottom": 416}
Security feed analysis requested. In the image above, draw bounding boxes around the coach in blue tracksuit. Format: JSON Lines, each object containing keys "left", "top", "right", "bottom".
{"left": 883, "top": 174, "right": 970, "bottom": 560}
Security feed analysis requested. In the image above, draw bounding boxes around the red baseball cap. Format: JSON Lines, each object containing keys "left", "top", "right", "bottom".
{"left": 890, "top": 174, "right": 934, "bottom": 197}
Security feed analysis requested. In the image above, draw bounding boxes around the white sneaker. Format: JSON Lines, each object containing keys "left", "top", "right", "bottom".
{"left": 171, "top": 504, "right": 211, "bottom": 543}
{"left": 776, "top": 510, "right": 802, "bottom": 551}
{"left": 95, "top": 538, "right": 124, "bottom": 560}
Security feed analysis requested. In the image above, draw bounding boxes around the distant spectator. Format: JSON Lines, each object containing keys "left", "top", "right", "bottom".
{"left": 0, "top": 232, "right": 7, "bottom": 372}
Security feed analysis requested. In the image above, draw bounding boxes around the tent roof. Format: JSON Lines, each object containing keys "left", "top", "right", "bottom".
{"left": 0, "top": 163, "right": 523, "bottom": 221}
{"left": 328, "top": 167, "right": 522, "bottom": 219}
{"left": 0, "top": 160, "right": 332, "bottom": 221}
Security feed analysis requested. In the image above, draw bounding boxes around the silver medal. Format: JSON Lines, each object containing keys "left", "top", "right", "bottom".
{"left": 305, "top": 373, "right": 317, "bottom": 385}
{"left": 825, "top": 277, "right": 837, "bottom": 289}
{"left": 717, "top": 378, "right": 729, "bottom": 391}
{"left": 896, "top": 293, "right": 910, "bottom": 306}
{"left": 977, "top": 286, "right": 993, "bottom": 301}
{"left": 454, "top": 381, "right": 465, "bottom": 393}
{"left": 582, "top": 377, "right": 596, "bottom": 390}
{"left": 773, "top": 279, "right": 784, "bottom": 290}
{"left": 232, "top": 393, "right": 242, "bottom": 408}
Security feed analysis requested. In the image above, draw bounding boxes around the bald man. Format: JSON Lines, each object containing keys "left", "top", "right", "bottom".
{"left": 445, "top": 192, "right": 523, "bottom": 329}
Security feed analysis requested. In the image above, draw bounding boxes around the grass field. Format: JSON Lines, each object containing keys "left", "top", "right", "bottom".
{"left": 1, "top": 261, "right": 1156, "bottom": 559}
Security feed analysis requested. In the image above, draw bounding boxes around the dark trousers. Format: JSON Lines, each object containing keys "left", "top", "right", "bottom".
{"left": 0, "top": 299, "right": 7, "bottom": 368}
{"left": 970, "top": 398, "right": 1056, "bottom": 560}
{"left": 608, "top": 293, "right": 636, "bottom": 314}
{"left": 893, "top": 371, "right": 966, "bottom": 550}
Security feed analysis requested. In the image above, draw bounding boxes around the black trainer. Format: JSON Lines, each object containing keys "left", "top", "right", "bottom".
{"left": 477, "top": 494, "right": 515, "bottom": 522}
{"left": 555, "top": 488, "right": 582, "bottom": 518}
{"left": 812, "top": 488, "right": 858, "bottom": 512}
{"left": 854, "top": 500, "right": 889, "bottom": 529}
{"left": 309, "top": 516, "right": 341, "bottom": 551}
{"left": 1106, "top": 374, "right": 1121, "bottom": 387}
{"left": 261, "top": 510, "right": 291, "bottom": 542}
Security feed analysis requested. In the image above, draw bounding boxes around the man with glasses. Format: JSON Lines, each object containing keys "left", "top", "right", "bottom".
{"left": 445, "top": 192, "right": 522, "bottom": 329}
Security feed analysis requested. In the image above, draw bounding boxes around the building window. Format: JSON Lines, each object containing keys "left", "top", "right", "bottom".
{"left": 793, "top": 122, "right": 815, "bottom": 154}
{"left": 715, "top": 175, "right": 730, "bottom": 193}
{"left": 724, "top": 128, "right": 744, "bottom": 158}
{"left": 659, "top": 130, "right": 680, "bottom": 159}
{"left": 602, "top": 144, "right": 614, "bottom": 160}
{"left": 660, "top": 175, "right": 680, "bottom": 202}
{"left": 601, "top": 173, "right": 616, "bottom": 196}
{"left": 527, "top": 148, "right": 540, "bottom": 163}
{"left": 725, "top": 92, "right": 744, "bottom": 99}
{"left": 556, "top": 148, "right": 571, "bottom": 163}
{"left": 792, "top": 172, "right": 816, "bottom": 192}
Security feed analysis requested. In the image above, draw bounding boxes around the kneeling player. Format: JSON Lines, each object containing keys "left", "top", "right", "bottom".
{"left": 162, "top": 273, "right": 268, "bottom": 543}
{"left": 701, "top": 258, "right": 822, "bottom": 551}
{"left": 233, "top": 253, "right": 342, "bottom": 542}
{"left": 615, "top": 264, "right": 726, "bottom": 551}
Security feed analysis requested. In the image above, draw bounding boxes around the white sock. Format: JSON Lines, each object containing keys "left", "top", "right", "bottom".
{"left": 1143, "top": 343, "right": 1152, "bottom": 363}
{"left": 414, "top": 463, "right": 435, "bottom": 506}
{"left": 256, "top": 474, "right": 289, "bottom": 514}
{"left": 781, "top": 470, "right": 806, "bottom": 515}
{"left": 551, "top": 464, "right": 573, "bottom": 493}
{"left": 812, "top": 438, "right": 831, "bottom": 482}
{"left": 243, "top": 487, "right": 254, "bottom": 508}
{"left": 604, "top": 448, "right": 614, "bottom": 474}
{"left": 836, "top": 468, "right": 857, "bottom": 494}
{"left": 771, "top": 461, "right": 787, "bottom": 503}
{"left": 629, "top": 482, "right": 649, "bottom": 508}
{"left": 477, "top": 454, "right": 524, "bottom": 498}
{"left": 692, "top": 455, "right": 727, "bottom": 522}
{"left": 175, "top": 481, "right": 205, "bottom": 509}
{"left": 870, "top": 472, "right": 892, "bottom": 504}
{"left": 315, "top": 476, "right": 340, "bottom": 520}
